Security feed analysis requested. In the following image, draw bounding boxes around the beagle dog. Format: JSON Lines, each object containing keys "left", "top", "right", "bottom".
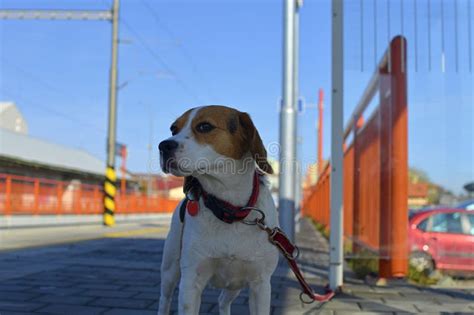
{"left": 157, "top": 106, "right": 279, "bottom": 315}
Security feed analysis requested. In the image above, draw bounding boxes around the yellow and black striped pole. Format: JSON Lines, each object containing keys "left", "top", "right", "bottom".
{"left": 103, "top": 0, "right": 120, "bottom": 227}
{"left": 103, "top": 166, "right": 117, "bottom": 226}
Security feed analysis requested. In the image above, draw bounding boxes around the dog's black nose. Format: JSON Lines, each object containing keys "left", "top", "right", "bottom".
{"left": 159, "top": 140, "right": 179, "bottom": 152}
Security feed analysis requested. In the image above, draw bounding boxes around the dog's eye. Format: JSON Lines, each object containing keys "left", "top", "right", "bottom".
{"left": 196, "top": 122, "right": 215, "bottom": 133}
{"left": 170, "top": 125, "right": 178, "bottom": 136}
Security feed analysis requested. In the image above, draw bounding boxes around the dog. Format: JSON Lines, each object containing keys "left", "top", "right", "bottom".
{"left": 157, "top": 105, "right": 279, "bottom": 315}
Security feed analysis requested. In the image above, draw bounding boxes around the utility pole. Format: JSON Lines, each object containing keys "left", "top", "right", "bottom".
{"left": 103, "top": 0, "right": 120, "bottom": 227}
{"left": 329, "top": 0, "right": 344, "bottom": 290}
{"left": 279, "top": 0, "right": 300, "bottom": 242}
{"left": 0, "top": 3, "right": 118, "bottom": 226}
{"left": 293, "top": 0, "right": 302, "bottom": 234}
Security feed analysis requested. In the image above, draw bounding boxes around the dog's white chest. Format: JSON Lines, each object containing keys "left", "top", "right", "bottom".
{"left": 180, "top": 201, "right": 279, "bottom": 290}
{"left": 207, "top": 256, "right": 265, "bottom": 290}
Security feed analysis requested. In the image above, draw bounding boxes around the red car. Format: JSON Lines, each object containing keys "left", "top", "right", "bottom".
{"left": 408, "top": 208, "right": 474, "bottom": 273}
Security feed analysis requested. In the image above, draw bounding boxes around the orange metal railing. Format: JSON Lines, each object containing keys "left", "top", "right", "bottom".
{"left": 302, "top": 36, "right": 408, "bottom": 278}
{"left": 0, "top": 173, "right": 180, "bottom": 216}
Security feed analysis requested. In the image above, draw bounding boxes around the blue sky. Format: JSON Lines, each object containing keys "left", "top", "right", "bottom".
{"left": 0, "top": 0, "right": 472, "bottom": 194}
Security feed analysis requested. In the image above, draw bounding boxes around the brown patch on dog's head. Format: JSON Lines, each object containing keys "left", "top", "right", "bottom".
{"left": 170, "top": 108, "right": 193, "bottom": 135}
{"left": 189, "top": 105, "right": 273, "bottom": 174}
{"left": 238, "top": 112, "right": 274, "bottom": 174}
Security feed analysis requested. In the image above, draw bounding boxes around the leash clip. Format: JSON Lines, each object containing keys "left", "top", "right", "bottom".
{"left": 299, "top": 292, "right": 316, "bottom": 304}
{"left": 241, "top": 207, "right": 265, "bottom": 226}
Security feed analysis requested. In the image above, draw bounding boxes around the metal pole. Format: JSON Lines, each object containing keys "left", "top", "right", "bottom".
{"left": 279, "top": 0, "right": 297, "bottom": 242}
{"left": 329, "top": 0, "right": 344, "bottom": 290}
{"left": 103, "top": 0, "right": 120, "bottom": 227}
{"left": 294, "top": 1, "right": 301, "bottom": 234}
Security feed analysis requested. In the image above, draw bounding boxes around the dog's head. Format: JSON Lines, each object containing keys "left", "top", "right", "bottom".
{"left": 159, "top": 105, "right": 273, "bottom": 177}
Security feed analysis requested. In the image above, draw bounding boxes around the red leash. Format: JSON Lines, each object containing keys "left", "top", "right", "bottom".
{"left": 243, "top": 212, "right": 335, "bottom": 304}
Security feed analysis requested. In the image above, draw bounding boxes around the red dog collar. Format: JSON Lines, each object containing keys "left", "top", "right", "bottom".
{"left": 183, "top": 172, "right": 261, "bottom": 223}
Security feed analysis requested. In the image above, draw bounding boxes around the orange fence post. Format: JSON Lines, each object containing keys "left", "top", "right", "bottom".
{"left": 379, "top": 36, "right": 408, "bottom": 278}
{"left": 93, "top": 187, "right": 100, "bottom": 214}
{"left": 34, "top": 179, "right": 40, "bottom": 215}
{"left": 73, "top": 186, "right": 82, "bottom": 215}
{"left": 77, "top": 186, "right": 83, "bottom": 215}
{"left": 352, "top": 115, "right": 361, "bottom": 254}
{"left": 5, "top": 176, "right": 12, "bottom": 215}
{"left": 57, "top": 183, "right": 63, "bottom": 215}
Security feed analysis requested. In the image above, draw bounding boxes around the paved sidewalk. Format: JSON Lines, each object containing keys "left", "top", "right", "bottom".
{"left": 0, "top": 218, "right": 473, "bottom": 314}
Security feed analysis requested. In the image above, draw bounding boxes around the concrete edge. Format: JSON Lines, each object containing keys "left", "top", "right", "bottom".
{"left": 0, "top": 213, "right": 173, "bottom": 229}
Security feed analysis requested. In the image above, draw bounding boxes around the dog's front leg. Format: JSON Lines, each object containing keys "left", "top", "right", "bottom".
{"left": 218, "top": 289, "right": 241, "bottom": 315}
{"left": 248, "top": 279, "right": 271, "bottom": 315}
{"left": 178, "top": 265, "right": 211, "bottom": 315}
{"left": 158, "top": 208, "right": 182, "bottom": 315}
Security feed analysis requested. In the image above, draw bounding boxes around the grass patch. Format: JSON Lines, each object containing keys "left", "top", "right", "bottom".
{"left": 407, "top": 265, "right": 439, "bottom": 285}
{"left": 312, "top": 220, "right": 330, "bottom": 239}
{"left": 346, "top": 248, "right": 379, "bottom": 279}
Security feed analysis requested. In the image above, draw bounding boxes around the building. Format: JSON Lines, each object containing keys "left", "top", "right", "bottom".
{"left": 0, "top": 102, "right": 28, "bottom": 135}
{"left": 0, "top": 102, "right": 106, "bottom": 185}
{"left": 132, "top": 173, "right": 184, "bottom": 199}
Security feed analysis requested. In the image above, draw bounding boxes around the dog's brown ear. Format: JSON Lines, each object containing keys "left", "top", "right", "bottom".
{"left": 239, "top": 112, "right": 274, "bottom": 174}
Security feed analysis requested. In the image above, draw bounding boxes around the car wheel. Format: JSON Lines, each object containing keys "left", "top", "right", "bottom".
{"left": 409, "top": 251, "right": 435, "bottom": 273}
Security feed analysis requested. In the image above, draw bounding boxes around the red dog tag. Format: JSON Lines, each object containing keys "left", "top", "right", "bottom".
{"left": 187, "top": 200, "right": 199, "bottom": 216}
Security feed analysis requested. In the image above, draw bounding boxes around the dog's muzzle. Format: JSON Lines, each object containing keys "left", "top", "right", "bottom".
{"left": 159, "top": 140, "right": 179, "bottom": 173}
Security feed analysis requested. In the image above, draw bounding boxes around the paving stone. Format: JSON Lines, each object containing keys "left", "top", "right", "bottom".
{"left": 376, "top": 301, "right": 419, "bottom": 313}
{"left": 102, "top": 308, "right": 157, "bottom": 315}
{"left": 0, "top": 284, "right": 32, "bottom": 292}
{"left": 0, "top": 301, "right": 45, "bottom": 312}
{"left": 399, "top": 291, "right": 454, "bottom": 301}
{"left": 335, "top": 312, "right": 394, "bottom": 315}
{"left": 133, "top": 291, "right": 160, "bottom": 299}
{"left": 36, "top": 304, "right": 107, "bottom": 315}
{"left": 32, "top": 294, "right": 95, "bottom": 305}
{"left": 0, "top": 290, "right": 41, "bottom": 302}
{"left": 1, "top": 312, "right": 44, "bottom": 315}
{"left": 89, "top": 297, "right": 155, "bottom": 309}
{"left": 358, "top": 301, "right": 405, "bottom": 312}
{"left": 273, "top": 306, "right": 330, "bottom": 315}
{"left": 80, "top": 289, "right": 139, "bottom": 298}
{"left": 76, "top": 283, "right": 123, "bottom": 290}
{"left": 415, "top": 302, "right": 474, "bottom": 312}
{"left": 354, "top": 292, "right": 402, "bottom": 300}
{"left": 21, "top": 279, "right": 76, "bottom": 288}
{"left": 31, "top": 286, "right": 86, "bottom": 296}
{"left": 322, "top": 300, "right": 361, "bottom": 311}
{"left": 123, "top": 285, "right": 160, "bottom": 293}
{"left": 147, "top": 300, "right": 160, "bottom": 310}
{"left": 200, "top": 303, "right": 215, "bottom": 312}
{"left": 229, "top": 304, "right": 251, "bottom": 314}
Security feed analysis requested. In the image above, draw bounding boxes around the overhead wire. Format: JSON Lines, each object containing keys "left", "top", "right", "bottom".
{"left": 139, "top": 0, "right": 216, "bottom": 100}
{"left": 121, "top": 19, "right": 203, "bottom": 104}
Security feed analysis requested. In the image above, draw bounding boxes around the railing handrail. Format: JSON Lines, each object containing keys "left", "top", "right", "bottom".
{"left": 343, "top": 49, "right": 389, "bottom": 140}
{"left": 0, "top": 173, "right": 101, "bottom": 190}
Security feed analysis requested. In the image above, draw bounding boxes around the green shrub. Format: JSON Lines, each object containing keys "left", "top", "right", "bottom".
{"left": 407, "top": 264, "right": 439, "bottom": 285}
